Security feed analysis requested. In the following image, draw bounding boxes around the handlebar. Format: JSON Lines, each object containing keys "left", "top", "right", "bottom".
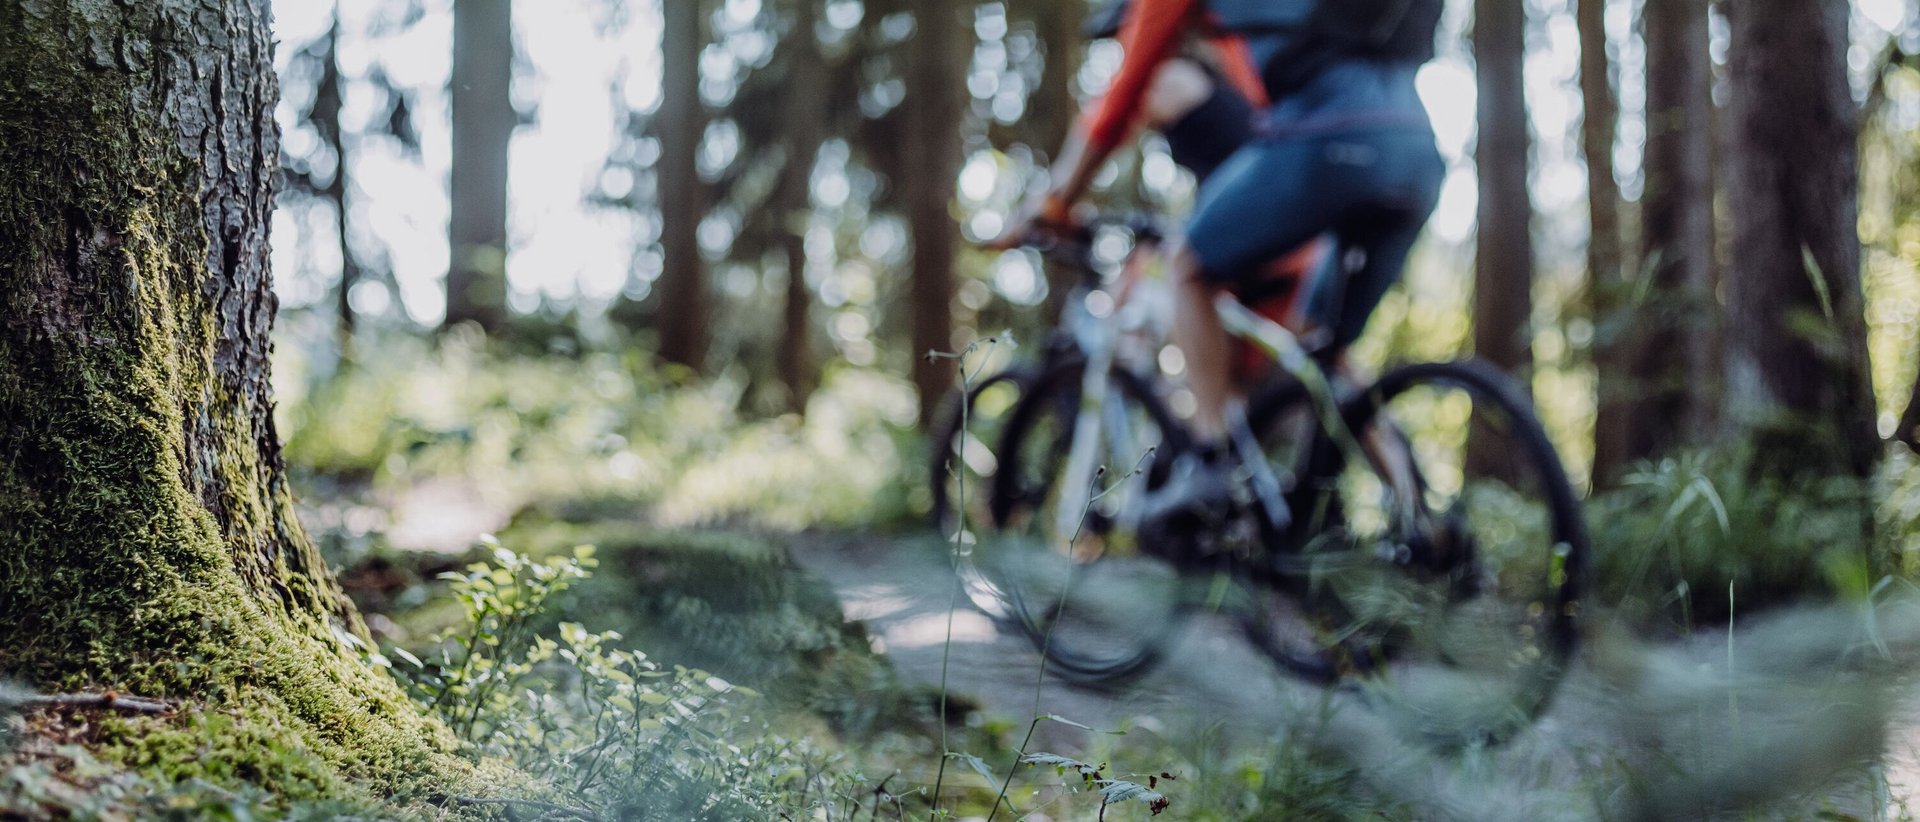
{"left": 1016, "top": 214, "right": 1168, "bottom": 282}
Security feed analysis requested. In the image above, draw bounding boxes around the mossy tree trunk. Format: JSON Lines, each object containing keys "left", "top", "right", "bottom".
{"left": 0, "top": 0, "right": 453, "bottom": 791}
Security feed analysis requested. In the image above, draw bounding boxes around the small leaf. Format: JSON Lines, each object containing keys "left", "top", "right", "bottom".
{"left": 947, "top": 752, "right": 999, "bottom": 789}
{"left": 1039, "top": 714, "right": 1096, "bottom": 732}
{"left": 1096, "top": 779, "right": 1164, "bottom": 808}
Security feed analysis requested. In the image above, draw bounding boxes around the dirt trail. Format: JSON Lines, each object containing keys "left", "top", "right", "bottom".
{"left": 791, "top": 531, "right": 1920, "bottom": 820}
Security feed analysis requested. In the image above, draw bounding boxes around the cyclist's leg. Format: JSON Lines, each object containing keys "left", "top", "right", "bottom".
{"left": 1304, "top": 131, "right": 1447, "bottom": 350}
{"left": 1307, "top": 133, "right": 1446, "bottom": 520}
{"left": 1178, "top": 136, "right": 1344, "bottom": 441}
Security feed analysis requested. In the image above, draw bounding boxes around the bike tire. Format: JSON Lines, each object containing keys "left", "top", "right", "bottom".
{"left": 975, "top": 361, "right": 1191, "bottom": 685}
{"left": 1244, "top": 359, "right": 1588, "bottom": 745}
{"left": 928, "top": 365, "right": 1040, "bottom": 543}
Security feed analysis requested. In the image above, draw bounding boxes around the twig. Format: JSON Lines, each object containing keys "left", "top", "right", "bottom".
{"left": 447, "top": 796, "right": 603, "bottom": 821}
{"left": 21, "top": 692, "right": 173, "bottom": 714}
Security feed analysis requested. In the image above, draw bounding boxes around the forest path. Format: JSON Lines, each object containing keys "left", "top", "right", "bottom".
{"left": 790, "top": 530, "right": 1920, "bottom": 820}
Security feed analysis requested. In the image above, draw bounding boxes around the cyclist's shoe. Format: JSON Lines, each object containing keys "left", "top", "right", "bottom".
{"left": 1137, "top": 446, "right": 1235, "bottom": 536}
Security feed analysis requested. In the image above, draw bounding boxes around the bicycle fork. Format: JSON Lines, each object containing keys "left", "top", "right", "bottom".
{"left": 1055, "top": 339, "right": 1118, "bottom": 541}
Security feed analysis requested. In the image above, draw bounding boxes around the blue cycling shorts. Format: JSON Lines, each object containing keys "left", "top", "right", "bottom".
{"left": 1187, "top": 126, "right": 1445, "bottom": 348}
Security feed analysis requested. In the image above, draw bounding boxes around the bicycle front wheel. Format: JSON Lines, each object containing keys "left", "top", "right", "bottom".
{"left": 929, "top": 365, "right": 1036, "bottom": 543}
{"left": 1250, "top": 359, "right": 1588, "bottom": 745}
{"left": 970, "top": 362, "right": 1190, "bottom": 685}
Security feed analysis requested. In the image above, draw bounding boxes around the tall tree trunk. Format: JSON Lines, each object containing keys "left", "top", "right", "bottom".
{"left": 0, "top": 0, "right": 452, "bottom": 779}
{"left": 657, "top": 0, "right": 711, "bottom": 372}
{"left": 1725, "top": 0, "right": 1876, "bottom": 477}
{"left": 1582, "top": 0, "right": 1630, "bottom": 483}
{"left": 778, "top": 0, "right": 828, "bottom": 413}
{"left": 447, "top": 0, "right": 514, "bottom": 333}
{"left": 316, "top": 6, "right": 359, "bottom": 350}
{"left": 904, "top": 0, "right": 971, "bottom": 427}
{"left": 1469, "top": 0, "right": 1535, "bottom": 474}
{"left": 1035, "top": 0, "right": 1086, "bottom": 321}
{"left": 1620, "top": 0, "right": 1716, "bottom": 465}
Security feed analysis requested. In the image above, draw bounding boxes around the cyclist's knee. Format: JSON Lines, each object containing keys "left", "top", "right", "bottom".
{"left": 1171, "top": 246, "right": 1220, "bottom": 289}
{"left": 1143, "top": 60, "right": 1214, "bottom": 129}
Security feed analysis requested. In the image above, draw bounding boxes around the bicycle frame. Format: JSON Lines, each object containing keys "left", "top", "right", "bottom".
{"left": 1050, "top": 254, "right": 1159, "bottom": 540}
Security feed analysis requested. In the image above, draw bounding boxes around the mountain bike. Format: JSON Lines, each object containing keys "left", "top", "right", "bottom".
{"left": 934, "top": 219, "right": 1589, "bottom": 745}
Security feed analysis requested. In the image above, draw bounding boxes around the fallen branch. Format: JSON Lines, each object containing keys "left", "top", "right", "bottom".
{"left": 20, "top": 692, "right": 173, "bottom": 714}
{"left": 447, "top": 796, "right": 603, "bottom": 821}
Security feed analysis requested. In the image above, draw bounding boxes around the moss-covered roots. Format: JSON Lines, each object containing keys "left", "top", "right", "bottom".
{"left": 0, "top": 0, "right": 464, "bottom": 801}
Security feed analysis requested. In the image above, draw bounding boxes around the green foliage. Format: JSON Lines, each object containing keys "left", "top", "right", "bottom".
{"left": 390, "top": 543, "right": 863, "bottom": 820}
{"left": 485, "top": 519, "right": 927, "bottom": 738}
{"left": 1587, "top": 450, "right": 1882, "bottom": 626}
{"left": 1020, "top": 752, "right": 1172, "bottom": 816}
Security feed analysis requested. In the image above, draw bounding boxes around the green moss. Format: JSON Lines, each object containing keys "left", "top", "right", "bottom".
{"left": 0, "top": 2, "right": 471, "bottom": 808}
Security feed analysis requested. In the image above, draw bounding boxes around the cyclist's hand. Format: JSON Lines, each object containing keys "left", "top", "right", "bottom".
{"left": 985, "top": 194, "right": 1074, "bottom": 250}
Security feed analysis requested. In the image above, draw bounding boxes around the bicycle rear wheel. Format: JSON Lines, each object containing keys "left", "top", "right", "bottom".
{"left": 970, "top": 361, "right": 1191, "bottom": 685}
{"left": 1247, "top": 359, "right": 1587, "bottom": 745}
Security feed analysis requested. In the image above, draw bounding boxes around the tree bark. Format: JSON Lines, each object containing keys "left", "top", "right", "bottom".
{"left": 657, "top": 0, "right": 711, "bottom": 373}
{"left": 0, "top": 0, "right": 452, "bottom": 781}
{"left": 777, "top": 0, "right": 828, "bottom": 413}
{"left": 1582, "top": 0, "right": 1630, "bottom": 483}
{"left": 1617, "top": 0, "right": 1717, "bottom": 468}
{"left": 1469, "top": 0, "right": 1535, "bottom": 474}
{"left": 1725, "top": 0, "right": 1876, "bottom": 477}
{"left": 446, "top": 0, "right": 514, "bottom": 333}
{"left": 904, "top": 0, "right": 971, "bottom": 427}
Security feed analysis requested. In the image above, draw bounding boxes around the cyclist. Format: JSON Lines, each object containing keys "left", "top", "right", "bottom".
{"left": 994, "top": 0, "right": 1446, "bottom": 463}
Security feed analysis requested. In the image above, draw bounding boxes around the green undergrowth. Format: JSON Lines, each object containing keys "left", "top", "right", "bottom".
{"left": 427, "top": 515, "right": 939, "bottom": 739}
{"left": 1586, "top": 447, "right": 1920, "bottom": 629}
{"left": 277, "top": 336, "right": 923, "bottom": 552}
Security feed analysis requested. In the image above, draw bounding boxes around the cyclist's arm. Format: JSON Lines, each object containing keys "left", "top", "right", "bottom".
{"left": 986, "top": 0, "right": 1196, "bottom": 249}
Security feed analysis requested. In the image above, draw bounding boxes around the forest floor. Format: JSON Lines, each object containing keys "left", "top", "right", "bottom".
{"left": 787, "top": 530, "right": 1920, "bottom": 820}
{"left": 349, "top": 453, "right": 1920, "bottom": 819}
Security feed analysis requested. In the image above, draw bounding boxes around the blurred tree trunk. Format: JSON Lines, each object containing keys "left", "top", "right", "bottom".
{"left": 658, "top": 0, "right": 711, "bottom": 372}
{"left": 1036, "top": 0, "right": 1087, "bottom": 321}
{"left": 1617, "top": 0, "right": 1716, "bottom": 469}
{"left": 0, "top": 0, "right": 451, "bottom": 775}
{"left": 778, "top": 0, "right": 828, "bottom": 412}
{"left": 315, "top": 7, "right": 360, "bottom": 350}
{"left": 446, "top": 0, "right": 514, "bottom": 333}
{"left": 904, "top": 1, "right": 972, "bottom": 427}
{"left": 1469, "top": 0, "right": 1535, "bottom": 475}
{"left": 1582, "top": 0, "right": 1629, "bottom": 483}
{"left": 1725, "top": 0, "right": 1876, "bottom": 478}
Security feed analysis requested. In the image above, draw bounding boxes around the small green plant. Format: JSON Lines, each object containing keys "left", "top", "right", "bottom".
{"left": 390, "top": 541, "right": 859, "bottom": 819}
{"left": 1019, "top": 752, "right": 1171, "bottom": 819}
